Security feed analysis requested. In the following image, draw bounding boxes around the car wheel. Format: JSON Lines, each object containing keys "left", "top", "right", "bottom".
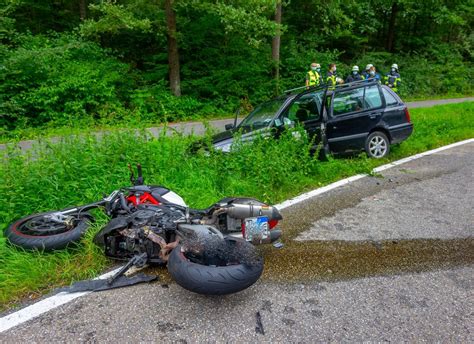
{"left": 365, "top": 131, "right": 390, "bottom": 159}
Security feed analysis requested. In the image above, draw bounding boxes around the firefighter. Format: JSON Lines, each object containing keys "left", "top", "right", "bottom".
{"left": 345, "top": 65, "right": 365, "bottom": 83}
{"left": 384, "top": 63, "right": 401, "bottom": 93}
{"left": 326, "top": 63, "right": 338, "bottom": 90}
{"left": 362, "top": 64, "right": 373, "bottom": 79}
{"left": 367, "top": 66, "right": 382, "bottom": 83}
{"left": 305, "top": 63, "right": 323, "bottom": 88}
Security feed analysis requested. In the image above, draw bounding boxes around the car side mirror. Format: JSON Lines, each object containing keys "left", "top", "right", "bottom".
{"left": 225, "top": 124, "right": 234, "bottom": 131}
{"left": 274, "top": 118, "right": 283, "bottom": 128}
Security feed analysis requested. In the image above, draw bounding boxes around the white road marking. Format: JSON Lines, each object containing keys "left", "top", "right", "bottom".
{"left": 0, "top": 267, "right": 122, "bottom": 333}
{"left": 1, "top": 138, "right": 473, "bottom": 333}
{"left": 276, "top": 138, "right": 474, "bottom": 210}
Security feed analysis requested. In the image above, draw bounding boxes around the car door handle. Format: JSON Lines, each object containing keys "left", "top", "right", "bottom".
{"left": 369, "top": 112, "right": 380, "bottom": 119}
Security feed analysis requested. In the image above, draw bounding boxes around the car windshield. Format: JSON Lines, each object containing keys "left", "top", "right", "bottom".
{"left": 238, "top": 98, "right": 286, "bottom": 130}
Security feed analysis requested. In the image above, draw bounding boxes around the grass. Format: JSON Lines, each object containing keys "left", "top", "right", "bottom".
{"left": 0, "top": 102, "right": 473, "bottom": 310}
{"left": 1, "top": 96, "right": 472, "bottom": 144}
{"left": 0, "top": 112, "right": 235, "bottom": 144}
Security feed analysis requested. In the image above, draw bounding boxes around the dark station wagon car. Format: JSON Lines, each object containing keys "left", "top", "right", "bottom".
{"left": 212, "top": 79, "right": 413, "bottom": 158}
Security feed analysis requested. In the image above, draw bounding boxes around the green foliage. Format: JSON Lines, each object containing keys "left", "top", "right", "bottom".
{"left": 0, "top": 34, "right": 132, "bottom": 129}
{"left": 0, "top": 0, "right": 473, "bottom": 133}
{"left": 129, "top": 83, "right": 221, "bottom": 121}
{"left": 0, "top": 102, "right": 473, "bottom": 308}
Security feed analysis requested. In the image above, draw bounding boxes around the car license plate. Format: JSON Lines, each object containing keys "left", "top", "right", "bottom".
{"left": 244, "top": 216, "right": 269, "bottom": 242}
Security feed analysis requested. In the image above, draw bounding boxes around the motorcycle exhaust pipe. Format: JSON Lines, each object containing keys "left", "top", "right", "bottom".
{"left": 226, "top": 203, "right": 282, "bottom": 220}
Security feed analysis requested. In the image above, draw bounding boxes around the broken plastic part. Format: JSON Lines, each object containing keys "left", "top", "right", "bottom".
{"left": 56, "top": 273, "right": 157, "bottom": 293}
{"left": 273, "top": 241, "right": 284, "bottom": 249}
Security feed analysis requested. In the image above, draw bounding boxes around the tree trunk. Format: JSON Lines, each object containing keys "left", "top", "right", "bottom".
{"left": 272, "top": 0, "right": 282, "bottom": 94}
{"left": 165, "top": 0, "right": 181, "bottom": 96}
{"left": 386, "top": 2, "right": 398, "bottom": 52}
{"left": 79, "top": 0, "right": 87, "bottom": 20}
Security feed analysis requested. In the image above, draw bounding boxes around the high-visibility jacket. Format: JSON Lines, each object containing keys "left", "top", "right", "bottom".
{"left": 384, "top": 72, "right": 401, "bottom": 92}
{"left": 307, "top": 70, "right": 322, "bottom": 86}
{"left": 326, "top": 71, "right": 337, "bottom": 90}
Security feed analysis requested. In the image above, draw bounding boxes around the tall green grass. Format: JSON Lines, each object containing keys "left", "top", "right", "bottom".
{"left": 0, "top": 102, "right": 473, "bottom": 309}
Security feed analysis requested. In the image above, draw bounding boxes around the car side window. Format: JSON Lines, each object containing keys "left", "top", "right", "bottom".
{"left": 332, "top": 88, "right": 364, "bottom": 116}
{"left": 286, "top": 91, "right": 323, "bottom": 123}
{"left": 364, "top": 85, "right": 383, "bottom": 109}
{"left": 382, "top": 87, "right": 398, "bottom": 106}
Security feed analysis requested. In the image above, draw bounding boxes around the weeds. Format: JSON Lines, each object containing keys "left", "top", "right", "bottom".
{"left": 0, "top": 102, "right": 473, "bottom": 309}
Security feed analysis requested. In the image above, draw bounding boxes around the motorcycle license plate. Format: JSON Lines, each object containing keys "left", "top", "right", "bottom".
{"left": 244, "top": 216, "right": 269, "bottom": 242}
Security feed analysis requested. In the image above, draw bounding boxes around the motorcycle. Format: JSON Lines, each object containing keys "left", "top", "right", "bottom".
{"left": 5, "top": 164, "right": 283, "bottom": 295}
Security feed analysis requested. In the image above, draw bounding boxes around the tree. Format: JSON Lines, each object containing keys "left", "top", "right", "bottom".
{"left": 385, "top": 2, "right": 398, "bottom": 52}
{"left": 165, "top": 0, "right": 181, "bottom": 96}
{"left": 79, "top": 0, "right": 87, "bottom": 20}
{"left": 272, "top": 0, "right": 282, "bottom": 93}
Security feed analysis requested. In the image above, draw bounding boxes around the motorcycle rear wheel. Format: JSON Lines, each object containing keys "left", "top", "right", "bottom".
{"left": 167, "top": 237, "right": 264, "bottom": 295}
{"left": 5, "top": 211, "right": 92, "bottom": 251}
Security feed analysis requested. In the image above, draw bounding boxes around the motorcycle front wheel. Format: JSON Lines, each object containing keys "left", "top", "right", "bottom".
{"left": 167, "top": 236, "right": 264, "bottom": 295}
{"left": 5, "top": 210, "right": 93, "bottom": 251}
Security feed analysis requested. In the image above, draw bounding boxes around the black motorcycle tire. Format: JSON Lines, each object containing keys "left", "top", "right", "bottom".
{"left": 167, "top": 237, "right": 264, "bottom": 295}
{"left": 5, "top": 211, "right": 92, "bottom": 251}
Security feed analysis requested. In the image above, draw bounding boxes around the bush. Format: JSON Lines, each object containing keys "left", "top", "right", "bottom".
{"left": 129, "top": 83, "right": 221, "bottom": 122}
{"left": 0, "top": 33, "right": 132, "bottom": 130}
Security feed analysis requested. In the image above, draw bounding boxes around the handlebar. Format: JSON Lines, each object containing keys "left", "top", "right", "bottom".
{"left": 128, "top": 163, "right": 144, "bottom": 186}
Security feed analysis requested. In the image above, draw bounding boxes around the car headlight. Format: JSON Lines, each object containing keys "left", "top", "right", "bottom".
{"left": 215, "top": 142, "right": 232, "bottom": 153}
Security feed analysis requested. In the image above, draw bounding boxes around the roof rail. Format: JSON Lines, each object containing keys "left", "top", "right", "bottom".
{"left": 334, "top": 78, "right": 378, "bottom": 89}
{"left": 283, "top": 84, "right": 325, "bottom": 95}
{"left": 283, "top": 78, "right": 379, "bottom": 96}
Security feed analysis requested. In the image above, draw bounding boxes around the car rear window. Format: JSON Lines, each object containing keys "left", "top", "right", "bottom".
{"left": 382, "top": 87, "right": 399, "bottom": 106}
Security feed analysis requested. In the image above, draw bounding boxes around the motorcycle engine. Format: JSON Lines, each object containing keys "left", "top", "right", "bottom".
{"left": 104, "top": 205, "right": 186, "bottom": 264}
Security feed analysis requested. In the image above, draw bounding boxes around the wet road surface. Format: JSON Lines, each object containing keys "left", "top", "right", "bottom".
{"left": 1, "top": 142, "right": 473, "bottom": 342}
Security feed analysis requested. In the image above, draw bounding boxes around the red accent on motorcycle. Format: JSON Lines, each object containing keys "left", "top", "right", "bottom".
{"left": 126, "top": 192, "right": 160, "bottom": 206}
{"left": 241, "top": 220, "right": 245, "bottom": 238}
{"left": 268, "top": 219, "right": 279, "bottom": 229}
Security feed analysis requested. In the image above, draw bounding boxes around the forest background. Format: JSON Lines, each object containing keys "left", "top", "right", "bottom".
{"left": 1, "top": 0, "right": 472, "bottom": 134}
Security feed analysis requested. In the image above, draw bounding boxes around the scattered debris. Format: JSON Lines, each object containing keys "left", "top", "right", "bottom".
{"left": 255, "top": 311, "right": 265, "bottom": 335}
{"left": 56, "top": 273, "right": 157, "bottom": 293}
{"left": 310, "top": 309, "right": 323, "bottom": 318}
{"left": 261, "top": 300, "right": 272, "bottom": 312}
{"left": 273, "top": 241, "right": 284, "bottom": 249}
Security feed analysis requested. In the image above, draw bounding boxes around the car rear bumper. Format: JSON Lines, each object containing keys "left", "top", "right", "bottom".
{"left": 390, "top": 123, "right": 413, "bottom": 144}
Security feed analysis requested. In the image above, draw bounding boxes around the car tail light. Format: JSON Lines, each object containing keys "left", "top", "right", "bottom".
{"left": 404, "top": 108, "right": 411, "bottom": 123}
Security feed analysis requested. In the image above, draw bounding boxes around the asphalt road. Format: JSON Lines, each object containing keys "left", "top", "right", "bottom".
{"left": 1, "top": 140, "right": 472, "bottom": 342}
{"left": 1, "top": 97, "right": 473, "bottom": 152}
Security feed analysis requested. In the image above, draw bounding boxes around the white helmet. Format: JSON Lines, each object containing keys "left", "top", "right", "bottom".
{"left": 391, "top": 63, "right": 398, "bottom": 70}
{"left": 352, "top": 65, "right": 359, "bottom": 72}
{"left": 365, "top": 64, "right": 373, "bottom": 71}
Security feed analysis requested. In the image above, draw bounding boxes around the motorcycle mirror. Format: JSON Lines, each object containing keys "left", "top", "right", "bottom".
{"left": 128, "top": 163, "right": 144, "bottom": 186}
{"left": 135, "top": 164, "right": 144, "bottom": 185}
{"left": 128, "top": 163, "right": 135, "bottom": 185}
